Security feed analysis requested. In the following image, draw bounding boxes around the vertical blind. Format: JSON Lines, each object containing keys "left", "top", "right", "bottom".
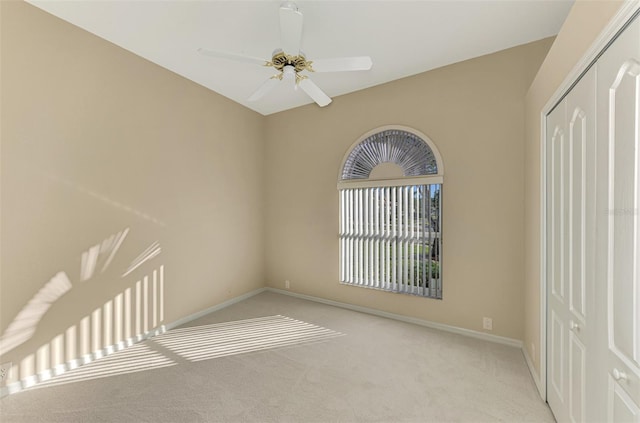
{"left": 339, "top": 184, "right": 442, "bottom": 299}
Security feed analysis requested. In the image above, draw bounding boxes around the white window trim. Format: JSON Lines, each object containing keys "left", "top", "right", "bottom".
{"left": 337, "top": 175, "right": 443, "bottom": 190}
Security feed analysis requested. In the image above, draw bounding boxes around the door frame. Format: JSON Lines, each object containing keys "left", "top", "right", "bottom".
{"left": 539, "top": 0, "right": 640, "bottom": 402}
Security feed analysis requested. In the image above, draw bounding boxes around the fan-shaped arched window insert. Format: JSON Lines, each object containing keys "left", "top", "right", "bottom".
{"left": 338, "top": 126, "right": 443, "bottom": 299}
{"left": 341, "top": 129, "right": 441, "bottom": 181}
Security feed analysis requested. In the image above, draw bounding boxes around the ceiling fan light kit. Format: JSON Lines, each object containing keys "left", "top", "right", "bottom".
{"left": 198, "top": 0, "right": 372, "bottom": 108}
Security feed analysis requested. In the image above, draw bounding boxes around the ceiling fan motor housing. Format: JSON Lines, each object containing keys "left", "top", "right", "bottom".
{"left": 271, "top": 50, "right": 312, "bottom": 73}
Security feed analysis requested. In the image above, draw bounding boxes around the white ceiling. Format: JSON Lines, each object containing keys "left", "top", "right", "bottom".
{"left": 27, "top": 0, "right": 574, "bottom": 116}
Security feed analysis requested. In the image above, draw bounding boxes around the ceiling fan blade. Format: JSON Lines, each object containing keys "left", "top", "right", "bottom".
{"left": 299, "top": 78, "right": 332, "bottom": 107}
{"left": 279, "top": 3, "right": 303, "bottom": 55}
{"left": 248, "top": 77, "right": 280, "bottom": 102}
{"left": 310, "top": 56, "right": 373, "bottom": 73}
{"left": 197, "top": 48, "right": 268, "bottom": 66}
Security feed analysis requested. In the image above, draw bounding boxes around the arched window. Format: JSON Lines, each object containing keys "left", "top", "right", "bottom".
{"left": 338, "top": 126, "right": 443, "bottom": 298}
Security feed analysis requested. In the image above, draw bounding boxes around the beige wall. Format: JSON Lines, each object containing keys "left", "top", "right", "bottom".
{"left": 265, "top": 38, "right": 553, "bottom": 340}
{"left": 523, "top": 0, "right": 625, "bottom": 378}
{"left": 0, "top": 1, "right": 264, "bottom": 381}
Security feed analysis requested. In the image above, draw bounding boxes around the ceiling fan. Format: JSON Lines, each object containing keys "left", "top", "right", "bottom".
{"left": 198, "top": 1, "right": 373, "bottom": 107}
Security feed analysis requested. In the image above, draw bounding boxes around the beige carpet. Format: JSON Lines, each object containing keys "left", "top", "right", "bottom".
{"left": 0, "top": 291, "right": 553, "bottom": 422}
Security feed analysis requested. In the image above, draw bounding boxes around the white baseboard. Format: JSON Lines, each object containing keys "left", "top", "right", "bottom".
{"left": 0, "top": 287, "right": 266, "bottom": 398}
{"left": 0, "top": 326, "right": 166, "bottom": 398}
{"left": 164, "top": 287, "right": 267, "bottom": 331}
{"left": 266, "top": 287, "right": 523, "bottom": 348}
{"left": 522, "top": 345, "right": 544, "bottom": 399}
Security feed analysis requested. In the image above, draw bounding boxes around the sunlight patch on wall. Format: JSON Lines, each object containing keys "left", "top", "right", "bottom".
{"left": 122, "top": 241, "right": 161, "bottom": 277}
{"left": 4, "top": 265, "right": 165, "bottom": 394}
{"left": 80, "top": 228, "right": 129, "bottom": 281}
{"left": 0, "top": 228, "right": 131, "bottom": 358}
{"left": 0, "top": 272, "right": 72, "bottom": 356}
{"left": 153, "top": 315, "right": 344, "bottom": 362}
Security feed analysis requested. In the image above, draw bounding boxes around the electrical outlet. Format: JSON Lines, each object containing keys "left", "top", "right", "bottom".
{"left": 482, "top": 317, "right": 493, "bottom": 331}
{"left": 0, "top": 362, "right": 12, "bottom": 382}
{"left": 285, "top": 280, "right": 290, "bottom": 289}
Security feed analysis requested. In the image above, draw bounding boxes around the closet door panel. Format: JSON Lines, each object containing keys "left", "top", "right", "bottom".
{"left": 547, "top": 99, "right": 569, "bottom": 422}
{"left": 547, "top": 66, "right": 597, "bottom": 423}
{"left": 597, "top": 14, "right": 640, "bottom": 420}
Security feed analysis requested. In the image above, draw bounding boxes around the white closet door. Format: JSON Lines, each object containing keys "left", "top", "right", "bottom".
{"left": 547, "top": 66, "right": 597, "bottom": 423}
{"left": 547, "top": 98, "right": 569, "bottom": 423}
{"left": 566, "top": 67, "right": 597, "bottom": 423}
{"left": 597, "top": 15, "right": 640, "bottom": 423}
